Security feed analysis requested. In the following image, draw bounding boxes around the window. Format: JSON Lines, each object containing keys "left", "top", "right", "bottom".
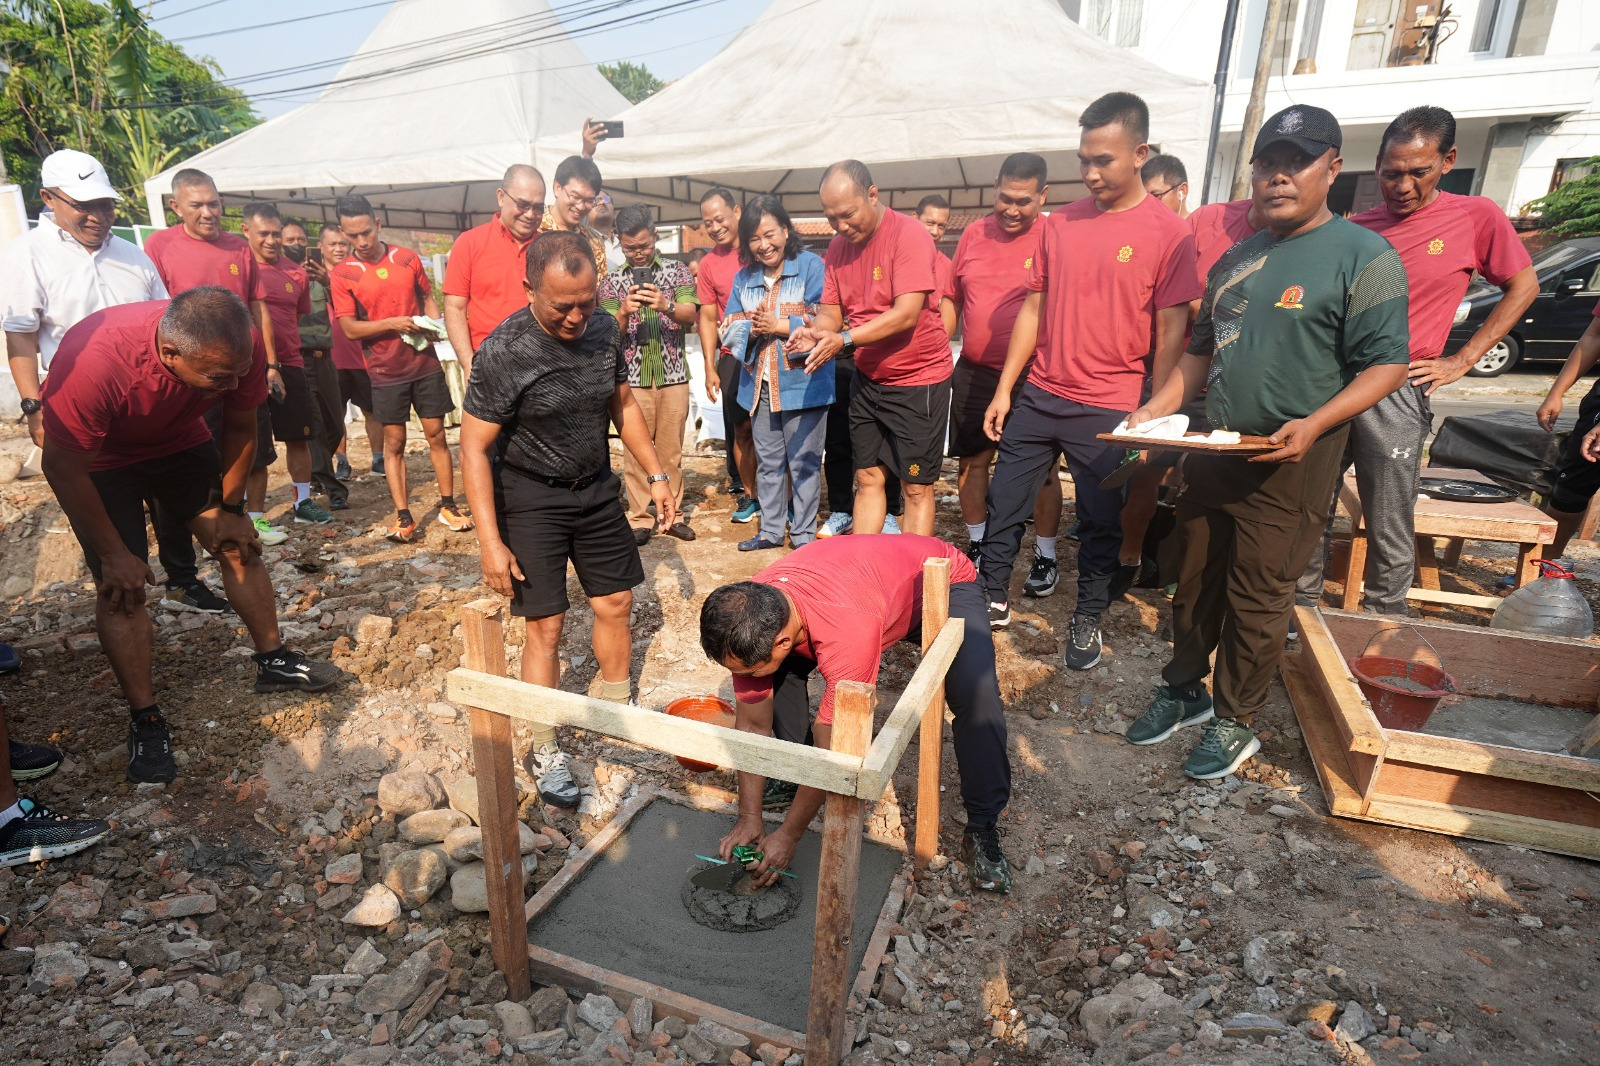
{"left": 1470, "top": 0, "right": 1504, "bottom": 51}
{"left": 1550, "top": 157, "right": 1598, "bottom": 193}
{"left": 1080, "top": 0, "right": 1143, "bottom": 48}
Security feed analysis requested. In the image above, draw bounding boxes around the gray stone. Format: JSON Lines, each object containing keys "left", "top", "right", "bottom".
{"left": 448, "top": 862, "right": 489, "bottom": 913}
{"left": 1127, "top": 888, "right": 1179, "bottom": 929}
{"left": 680, "top": 1030, "right": 718, "bottom": 1064}
{"left": 45, "top": 881, "right": 104, "bottom": 921}
{"left": 495, "top": 1000, "right": 535, "bottom": 1040}
{"left": 516, "top": 1029, "right": 568, "bottom": 1056}
{"left": 1334, "top": 1000, "right": 1376, "bottom": 1043}
{"left": 1078, "top": 974, "right": 1181, "bottom": 1046}
{"left": 384, "top": 848, "right": 449, "bottom": 908}
{"left": 694, "top": 1018, "right": 751, "bottom": 1050}
{"left": 239, "top": 980, "right": 285, "bottom": 1017}
{"left": 101, "top": 1034, "right": 152, "bottom": 1066}
{"left": 378, "top": 770, "right": 447, "bottom": 819}
{"left": 445, "top": 775, "right": 481, "bottom": 825}
{"left": 443, "top": 825, "right": 485, "bottom": 861}
{"left": 399, "top": 808, "right": 471, "bottom": 844}
{"left": 26, "top": 942, "right": 88, "bottom": 994}
{"left": 1197, "top": 1020, "right": 1225, "bottom": 1048}
{"left": 343, "top": 940, "right": 387, "bottom": 977}
{"left": 1221, "top": 1013, "right": 1295, "bottom": 1039}
{"left": 341, "top": 884, "right": 402, "bottom": 927}
{"left": 1243, "top": 936, "right": 1275, "bottom": 986}
{"left": 352, "top": 939, "right": 450, "bottom": 1015}
{"left": 576, "top": 992, "right": 623, "bottom": 1032}
{"left": 335, "top": 1050, "right": 395, "bottom": 1066}
{"left": 629, "top": 996, "right": 653, "bottom": 1038}
{"left": 526, "top": 984, "right": 569, "bottom": 1030}
{"left": 325, "top": 852, "right": 363, "bottom": 885}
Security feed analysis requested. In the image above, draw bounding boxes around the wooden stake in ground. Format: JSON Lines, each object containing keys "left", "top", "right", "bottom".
{"left": 460, "top": 598, "right": 531, "bottom": 1001}
{"left": 915, "top": 558, "right": 950, "bottom": 870}
{"left": 806, "top": 680, "right": 875, "bottom": 1066}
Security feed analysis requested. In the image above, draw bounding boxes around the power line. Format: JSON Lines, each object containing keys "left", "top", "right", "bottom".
{"left": 170, "top": 0, "right": 395, "bottom": 43}
{"left": 154, "top": 0, "right": 247, "bottom": 18}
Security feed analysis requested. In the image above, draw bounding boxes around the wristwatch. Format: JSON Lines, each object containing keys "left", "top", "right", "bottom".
{"left": 647, "top": 473, "right": 670, "bottom": 484}
{"left": 266, "top": 363, "right": 283, "bottom": 371}
{"left": 19, "top": 398, "right": 42, "bottom": 416}
{"left": 220, "top": 500, "right": 246, "bottom": 516}
{"left": 839, "top": 328, "right": 854, "bottom": 350}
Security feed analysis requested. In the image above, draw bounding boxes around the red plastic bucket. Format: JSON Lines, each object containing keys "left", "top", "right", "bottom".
{"left": 1348, "top": 655, "right": 1455, "bottom": 732}
{"left": 663, "top": 696, "right": 736, "bottom": 772}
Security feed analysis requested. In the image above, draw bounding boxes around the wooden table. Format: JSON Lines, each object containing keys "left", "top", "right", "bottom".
{"left": 1339, "top": 467, "right": 1556, "bottom": 611}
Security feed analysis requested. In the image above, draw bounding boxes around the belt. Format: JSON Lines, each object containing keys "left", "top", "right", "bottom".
{"left": 517, "top": 467, "right": 608, "bottom": 491}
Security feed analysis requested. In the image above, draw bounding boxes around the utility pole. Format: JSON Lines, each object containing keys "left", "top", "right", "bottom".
{"left": 1231, "top": 0, "right": 1288, "bottom": 200}
{"left": 1201, "top": 0, "right": 1244, "bottom": 205}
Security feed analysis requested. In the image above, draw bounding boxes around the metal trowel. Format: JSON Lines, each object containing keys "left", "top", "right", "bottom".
{"left": 691, "top": 847, "right": 796, "bottom": 889}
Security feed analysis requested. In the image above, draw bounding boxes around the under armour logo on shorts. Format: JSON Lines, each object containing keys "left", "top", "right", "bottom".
{"left": 1391, "top": 447, "right": 1412, "bottom": 460}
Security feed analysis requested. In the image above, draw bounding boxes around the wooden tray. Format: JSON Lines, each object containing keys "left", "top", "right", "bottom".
{"left": 1096, "top": 431, "right": 1276, "bottom": 454}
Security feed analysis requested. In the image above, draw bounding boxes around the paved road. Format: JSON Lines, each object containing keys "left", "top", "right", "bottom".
{"left": 1431, "top": 366, "right": 1588, "bottom": 438}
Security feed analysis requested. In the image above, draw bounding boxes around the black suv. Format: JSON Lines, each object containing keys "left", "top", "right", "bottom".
{"left": 1450, "top": 237, "right": 1600, "bottom": 377}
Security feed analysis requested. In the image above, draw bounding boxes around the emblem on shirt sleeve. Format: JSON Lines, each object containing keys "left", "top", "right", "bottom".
{"left": 229, "top": 263, "right": 240, "bottom": 276}
{"left": 1024, "top": 257, "right": 1034, "bottom": 269}
{"left": 285, "top": 282, "right": 295, "bottom": 293}
{"left": 376, "top": 267, "right": 390, "bottom": 280}
{"left": 1274, "top": 285, "right": 1305, "bottom": 309}
{"left": 1427, "top": 238, "right": 1444, "bottom": 255}
{"left": 872, "top": 265, "right": 884, "bottom": 280}
{"left": 1116, "top": 246, "right": 1133, "bottom": 263}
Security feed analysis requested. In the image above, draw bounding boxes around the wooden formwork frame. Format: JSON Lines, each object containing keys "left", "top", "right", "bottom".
{"left": 445, "top": 558, "right": 963, "bottom": 1066}
{"left": 1281, "top": 606, "right": 1600, "bottom": 861}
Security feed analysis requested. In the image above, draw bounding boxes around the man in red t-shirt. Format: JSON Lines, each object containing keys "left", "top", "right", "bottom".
{"left": 311, "top": 225, "right": 383, "bottom": 479}
{"left": 699, "top": 534, "right": 1013, "bottom": 893}
{"left": 39, "top": 290, "right": 344, "bottom": 784}
{"left": 694, "top": 188, "right": 762, "bottom": 520}
{"left": 794, "top": 160, "right": 953, "bottom": 538}
{"left": 243, "top": 202, "right": 331, "bottom": 530}
{"left": 443, "top": 164, "right": 544, "bottom": 381}
{"left": 1296, "top": 106, "right": 1537, "bottom": 615}
{"left": 979, "top": 93, "right": 1201, "bottom": 671}
{"left": 332, "top": 194, "right": 471, "bottom": 543}
{"left": 948, "top": 153, "right": 1063, "bottom": 589}
{"left": 915, "top": 194, "right": 957, "bottom": 335}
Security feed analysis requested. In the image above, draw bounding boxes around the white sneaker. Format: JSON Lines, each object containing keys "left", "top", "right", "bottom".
{"left": 882, "top": 514, "right": 901, "bottom": 535}
{"left": 252, "top": 516, "right": 288, "bottom": 546}
{"left": 819, "top": 512, "right": 853, "bottom": 537}
{"left": 525, "top": 743, "right": 579, "bottom": 808}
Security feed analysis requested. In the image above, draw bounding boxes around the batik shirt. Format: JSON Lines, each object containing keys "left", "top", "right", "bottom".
{"left": 598, "top": 255, "right": 699, "bottom": 388}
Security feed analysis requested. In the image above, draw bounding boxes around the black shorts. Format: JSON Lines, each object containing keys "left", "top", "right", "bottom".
{"left": 717, "top": 352, "right": 749, "bottom": 427}
{"left": 948, "top": 359, "right": 1022, "bottom": 459}
{"left": 268, "top": 364, "right": 314, "bottom": 443}
{"left": 84, "top": 445, "right": 222, "bottom": 583}
{"left": 495, "top": 467, "right": 644, "bottom": 618}
{"left": 338, "top": 367, "right": 374, "bottom": 414}
{"left": 371, "top": 369, "right": 454, "bottom": 425}
{"left": 1551, "top": 387, "right": 1600, "bottom": 513}
{"left": 849, "top": 374, "right": 952, "bottom": 485}
{"left": 205, "top": 402, "right": 276, "bottom": 469}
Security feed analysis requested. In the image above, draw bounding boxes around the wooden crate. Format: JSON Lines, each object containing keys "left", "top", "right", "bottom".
{"left": 1281, "top": 607, "right": 1600, "bottom": 860}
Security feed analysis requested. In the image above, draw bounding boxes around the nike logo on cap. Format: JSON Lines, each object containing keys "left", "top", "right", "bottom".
{"left": 78, "top": 170, "right": 94, "bottom": 180}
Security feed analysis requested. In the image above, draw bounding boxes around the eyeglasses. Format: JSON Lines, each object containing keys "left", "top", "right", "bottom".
{"left": 498, "top": 189, "right": 542, "bottom": 217}
{"left": 560, "top": 185, "right": 598, "bottom": 210}
{"left": 1147, "top": 186, "right": 1176, "bottom": 199}
{"left": 48, "top": 190, "right": 117, "bottom": 216}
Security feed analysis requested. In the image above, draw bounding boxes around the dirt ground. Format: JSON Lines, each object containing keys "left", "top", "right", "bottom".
{"left": 0, "top": 418, "right": 1597, "bottom": 1066}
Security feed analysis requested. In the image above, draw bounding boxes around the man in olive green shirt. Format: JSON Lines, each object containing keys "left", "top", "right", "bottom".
{"left": 1122, "top": 105, "right": 1410, "bottom": 781}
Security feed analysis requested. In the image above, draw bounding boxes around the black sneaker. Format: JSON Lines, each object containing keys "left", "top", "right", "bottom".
{"left": 961, "top": 826, "right": 1012, "bottom": 894}
{"left": 163, "top": 581, "right": 230, "bottom": 614}
{"left": 127, "top": 712, "right": 177, "bottom": 784}
{"left": 9, "top": 739, "right": 62, "bottom": 781}
{"left": 761, "top": 779, "right": 799, "bottom": 808}
{"left": 252, "top": 648, "right": 348, "bottom": 693}
{"left": 1022, "top": 554, "right": 1058, "bottom": 598}
{"left": 987, "top": 600, "right": 1011, "bottom": 629}
{"left": 965, "top": 540, "right": 982, "bottom": 565}
{"left": 1063, "top": 615, "right": 1103, "bottom": 671}
{"left": 0, "top": 798, "right": 110, "bottom": 868}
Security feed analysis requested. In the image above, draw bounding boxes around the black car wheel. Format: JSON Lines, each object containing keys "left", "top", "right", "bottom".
{"left": 1466, "top": 334, "right": 1521, "bottom": 378}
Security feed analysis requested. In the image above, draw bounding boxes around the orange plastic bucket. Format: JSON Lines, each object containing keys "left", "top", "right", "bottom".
{"left": 663, "top": 696, "right": 736, "bottom": 772}
{"left": 1348, "top": 655, "right": 1454, "bottom": 732}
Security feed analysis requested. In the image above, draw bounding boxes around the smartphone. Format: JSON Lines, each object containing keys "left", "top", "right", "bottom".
{"left": 630, "top": 266, "right": 653, "bottom": 289}
{"left": 599, "top": 120, "right": 625, "bottom": 139}
{"left": 307, "top": 247, "right": 323, "bottom": 266}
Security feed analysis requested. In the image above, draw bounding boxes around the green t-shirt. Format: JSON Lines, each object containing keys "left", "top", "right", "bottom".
{"left": 1191, "top": 215, "right": 1410, "bottom": 436}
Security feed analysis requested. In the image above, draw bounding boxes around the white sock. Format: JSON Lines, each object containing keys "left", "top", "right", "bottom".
{"left": 248, "top": 511, "right": 265, "bottom": 522}
{"left": 0, "top": 800, "right": 23, "bottom": 829}
{"left": 967, "top": 523, "right": 986, "bottom": 543}
{"left": 293, "top": 482, "right": 312, "bottom": 504}
{"left": 1036, "top": 536, "right": 1057, "bottom": 561}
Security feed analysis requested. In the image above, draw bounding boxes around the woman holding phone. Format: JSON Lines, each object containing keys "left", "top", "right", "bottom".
{"left": 721, "top": 195, "right": 833, "bottom": 550}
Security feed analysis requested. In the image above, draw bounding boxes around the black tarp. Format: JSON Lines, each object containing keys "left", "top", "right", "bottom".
{"left": 1428, "top": 410, "right": 1569, "bottom": 500}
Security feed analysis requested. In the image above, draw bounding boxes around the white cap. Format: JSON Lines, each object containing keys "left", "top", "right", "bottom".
{"left": 39, "top": 149, "right": 122, "bottom": 203}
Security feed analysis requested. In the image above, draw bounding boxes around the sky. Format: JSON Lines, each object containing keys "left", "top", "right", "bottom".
{"left": 145, "top": 0, "right": 770, "bottom": 119}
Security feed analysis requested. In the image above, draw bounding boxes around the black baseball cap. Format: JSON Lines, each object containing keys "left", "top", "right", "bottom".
{"left": 1250, "top": 105, "right": 1342, "bottom": 161}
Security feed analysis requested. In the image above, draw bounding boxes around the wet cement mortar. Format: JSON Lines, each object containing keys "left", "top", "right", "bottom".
{"left": 529, "top": 800, "right": 900, "bottom": 1033}
{"left": 1422, "top": 696, "right": 1598, "bottom": 755}
{"left": 681, "top": 863, "right": 802, "bottom": 932}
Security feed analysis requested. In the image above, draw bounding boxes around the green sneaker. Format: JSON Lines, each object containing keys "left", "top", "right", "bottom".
{"left": 1125, "top": 685, "right": 1214, "bottom": 745}
{"left": 761, "top": 778, "right": 799, "bottom": 808}
{"left": 252, "top": 516, "right": 288, "bottom": 545}
{"left": 1182, "top": 718, "right": 1261, "bottom": 781}
{"left": 961, "top": 826, "right": 1012, "bottom": 894}
{"left": 293, "top": 498, "right": 334, "bottom": 525}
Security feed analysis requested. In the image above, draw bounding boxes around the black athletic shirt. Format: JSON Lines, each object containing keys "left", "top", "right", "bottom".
{"left": 463, "top": 307, "right": 627, "bottom": 480}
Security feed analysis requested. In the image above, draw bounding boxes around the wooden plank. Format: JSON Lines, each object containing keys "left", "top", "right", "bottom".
{"left": 1317, "top": 609, "right": 1600, "bottom": 707}
{"left": 447, "top": 670, "right": 868, "bottom": 797}
{"left": 525, "top": 790, "right": 655, "bottom": 922}
{"left": 1372, "top": 758, "right": 1600, "bottom": 830}
{"left": 858, "top": 618, "right": 963, "bottom": 795}
{"left": 1360, "top": 795, "right": 1600, "bottom": 861}
{"left": 1280, "top": 653, "right": 1367, "bottom": 817}
{"left": 1296, "top": 607, "right": 1386, "bottom": 810}
{"left": 1565, "top": 713, "right": 1600, "bottom": 757}
{"left": 526, "top": 943, "right": 809, "bottom": 1054}
{"left": 1517, "top": 542, "right": 1544, "bottom": 589}
{"left": 1403, "top": 588, "right": 1502, "bottom": 610}
{"left": 460, "top": 599, "right": 530, "bottom": 1002}
{"left": 916, "top": 559, "right": 951, "bottom": 871}
{"left": 1382, "top": 732, "right": 1600, "bottom": 793}
{"left": 1341, "top": 531, "right": 1368, "bottom": 611}
{"left": 1414, "top": 535, "right": 1442, "bottom": 592}
{"left": 849, "top": 873, "right": 911, "bottom": 1006}
{"left": 806, "top": 681, "right": 874, "bottom": 1066}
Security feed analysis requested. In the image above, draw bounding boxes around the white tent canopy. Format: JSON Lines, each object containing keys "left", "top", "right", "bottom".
{"left": 549, "top": 0, "right": 1212, "bottom": 224}
{"left": 144, "top": 0, "right": 627, "bottom": 231}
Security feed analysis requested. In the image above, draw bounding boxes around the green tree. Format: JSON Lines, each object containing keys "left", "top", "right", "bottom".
{"left": 599, "top": 60, "right": 664, "bottom": 105}
{"left": 0, "top": 0, "right": 257, "bottom": 222}
{"left": 1527, "top": 158, "right": 1600, "bottom": 239}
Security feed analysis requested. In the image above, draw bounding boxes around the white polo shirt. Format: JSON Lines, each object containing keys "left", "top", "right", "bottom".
{"left": 1, "top": 213, "right": 168, "bottom": 371}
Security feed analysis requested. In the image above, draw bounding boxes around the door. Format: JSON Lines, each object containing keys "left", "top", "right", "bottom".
{"left": 1523, "top": 256, "right": 1600, "bottom": 352}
